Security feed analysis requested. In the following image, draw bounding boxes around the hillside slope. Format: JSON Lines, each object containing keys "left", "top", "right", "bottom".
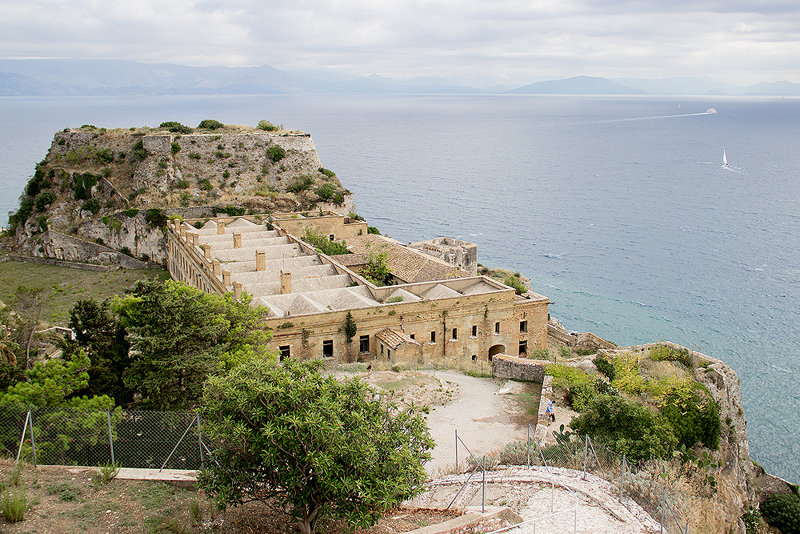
{"left": 6, "top": 122, "right": 353, "bottom": 266}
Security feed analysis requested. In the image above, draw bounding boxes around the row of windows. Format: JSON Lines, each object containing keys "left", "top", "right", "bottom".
{"left": 278, "top": 321, "right": 531, "bottom": 360}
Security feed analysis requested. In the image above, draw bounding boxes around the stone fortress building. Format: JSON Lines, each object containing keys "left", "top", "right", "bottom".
{"left": 167, "top": 211, "right": 549, "bottom": 365}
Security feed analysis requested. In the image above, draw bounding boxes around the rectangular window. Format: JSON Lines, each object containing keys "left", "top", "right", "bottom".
{"left": 387, "top": 348, "right": 391, "bottom": 359}
{"left": 519, "top": 340, "right": 528, "bottom": 356}
{"left": 380, "top": 344, "right": 384, "bottom": 355}
{"left": 471, "top": 325, "right": 477, "bottom": 337}
{"left": 494, "top": 322, "right": 500, "bottom": 334}
{"left": 359, "top": 335, "right": 370, "bottom": 353}
{"left": 279, "top": 345, "right": 290, "bottom": 361}
{"left": 452, "top": 328, "right": 458, "bottom": 340}
{"left": 430, "top": 331, "right": 436, "bottom": 343}
{"left": 329, "top": 234, "right": 335, "bottom": 241}
{"left": 520, "top": 320, "right": 527, "bottom": 333}
{"left": 323, "top": 340, "right": 333, "bottom": 358}
{"left": 410, "top": 333, "right": 415, "bottom": 340}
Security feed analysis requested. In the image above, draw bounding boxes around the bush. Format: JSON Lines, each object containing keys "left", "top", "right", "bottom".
{"left": 171, "top": 141, "right": 181, "bottom": 155}
{"left": 567, "top": 381, "right": 597, "bottom": 411}
{"left": 318, "top": 167, "right": 336, "bottom": 178}
{"left": 132, "top": 140, "right": 148, "bottom": 160}
{"left": 188, "top": 152, "right": 201, "bottom": 160}
{"left": 122, "top": 208, "right": 139, "bottom": 217}
{"left": 503, "top": 275, "right": 528, "bottom": 295}
{"left": 316, "top": 183, "right": 337, "bottom": 201}
{"left": 73, "top": 172, "right": 98, "bottom": 200}
{"left": 649, "top": 344, "right": 694, "bottom": 368}
{"left": 197, "top": 119, "right": 224, "bottom": 130}
{"left": 287, "top": 175, "right": 315, "bottom": 194}
{"left": 1, "top": 488, "right": 27, "bottom": 522}
{"left": 145, "top": 208, "right": 167, "bottom": 230}
{"left": 267, "top": 144, "right": 286, "bottom": 162}
{"left": 303, "top": 227, "right": 349, "bottom": 256}
{"left": 570, "top": 394, "right": 678, "bottom": 461}
{"left": 215, "top": 205, "right": 245, "bottom": 216}
{"left": 257, "top": 120, "right": 278, "bottom": 131}
{"left": 762, "top": 493, "right": 800, "bottom": 534}
{"left": 367, "top": 226, "right": 381, "bottom": 235}
{"left": 658, "top": 380, "right": 721, "bottom": 449}
{"left": 34, "top": 191, "right": 56, "bottom": 211}
{"left": 200, "top": 179, "right": 213, "bottom": 191}
{"left": 546, "top": 363, "right": 592, "bottom": 390}
{"left": 593, "top": 355, "right": 616, "bottom": 381}
{"left": 160, "top": 121, "right": 193, "bottom": 134}
{"left": 82, "top": 198, "right": 101, "bottom": 214}
{"left": 96, "top": 148, "right": 114, "bottom": 164}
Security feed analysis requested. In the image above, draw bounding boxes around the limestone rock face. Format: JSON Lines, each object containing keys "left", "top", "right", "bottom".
{"left": 11, "top": 124, "right": 353, "bottom": 266}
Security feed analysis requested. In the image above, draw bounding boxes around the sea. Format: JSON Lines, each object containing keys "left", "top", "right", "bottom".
{"left": 1, "top": 94, "right": 798, "bottom": 483}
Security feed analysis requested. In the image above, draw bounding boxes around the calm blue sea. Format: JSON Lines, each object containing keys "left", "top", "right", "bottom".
{"left": 1, "top": 94, "right": 798, "bottom": 482}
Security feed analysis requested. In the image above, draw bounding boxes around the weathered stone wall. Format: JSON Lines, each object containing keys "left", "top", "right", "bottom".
{"left": 491, "top": 354, "right": 546, "bottom": 383}
{"left": 28, "top": 230, "right": 149, "bottom": 269}
{"left": 408, "top": 237, "right": 479, "bottom": 275}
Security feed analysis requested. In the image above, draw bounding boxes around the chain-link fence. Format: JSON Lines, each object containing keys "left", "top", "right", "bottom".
{"left": 0, "top": 405, "right": 207, "bottom": 471}
{"left": 448, "top": 425, "right": 691, "bottom": 534}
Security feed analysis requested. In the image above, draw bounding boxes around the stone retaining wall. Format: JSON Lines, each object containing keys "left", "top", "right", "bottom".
{"left": 491, "top": 354, "right": 546, "bottom": 383}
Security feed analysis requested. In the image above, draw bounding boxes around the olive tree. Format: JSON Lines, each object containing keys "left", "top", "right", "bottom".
{"left": 198, "top": 358, "right": 434, "bottom": 534}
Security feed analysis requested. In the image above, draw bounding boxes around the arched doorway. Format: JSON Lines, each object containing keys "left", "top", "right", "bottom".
{"left": 488, "top": 344, "right": 505, "bottom": 361}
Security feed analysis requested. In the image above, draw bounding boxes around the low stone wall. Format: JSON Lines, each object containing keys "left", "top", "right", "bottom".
{"left": 491, "top": 354, "right": 546, "bottom": 383}
{"left": 2, "top": 254, "right": 116, "bottom": 272}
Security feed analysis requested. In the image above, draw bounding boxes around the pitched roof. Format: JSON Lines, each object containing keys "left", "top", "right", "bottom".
{"left": 376, "top": 328, "right": 418, "bottom": 350}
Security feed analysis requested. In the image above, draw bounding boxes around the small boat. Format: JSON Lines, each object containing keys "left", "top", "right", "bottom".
{"left": 722, "top": 150, "right": 731, "bottom": 168}
{"left": 706, "top": 108, "right": 717, "bottom": 114}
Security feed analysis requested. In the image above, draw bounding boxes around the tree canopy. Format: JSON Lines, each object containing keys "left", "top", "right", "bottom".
{"left": 198, "top": 357, "right": 434, "bottom": 534}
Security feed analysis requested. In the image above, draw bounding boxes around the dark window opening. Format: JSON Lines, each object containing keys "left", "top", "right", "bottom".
{"left": 410, "top": 333, "right": 415, "bottom": 340}
{"left": 452, "top": 328, "right": 458, "bottom": 340}
{"left": 430, "top": 331, "right": 436, "bottom": 343}
{"left": 387, "top": 348, "right": 391, "bottom": 359}
{"left": 471, "top": 325, "right": 477, "bottom": 337}
{"left": 494, "top": 322, "right": 500, "bottom": 334}
{"left": 323, "top": 339, "right": 333, "bottom": 358}
{"left": 279, "top": 345, "right": 290, "bottom": 361}
{"left": 359, "top": 335, "right": 370, "bottom": 353}
{"left": 519, "top": 340, "right": 527, "bottom": 356}
{"left": 328, "top": 234, "right": 335, "bottom": 241}
{"left": 471, "top": 354, "right": 477, "bottom": 361}
{"left": 520, "top": 320, "right": 527, "bottom": 333}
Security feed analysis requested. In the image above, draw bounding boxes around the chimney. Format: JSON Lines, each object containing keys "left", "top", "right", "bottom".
{"left": 256, "top": 250, "right": 266, "bottom": 271}
{"left": 222, "top": 269, "right": 231, "bottom": 288}
{"left": 280, "top": 270, "right": 292, "bottom": 294}
{"left": 232, "top": 281, "right": 242, "bottom": 301}
{"left": 212, "top": 259, "right": 221, "bottom": 277}
{"left": 202, "top": 244, "right": 211, "bottom": 260}
{"left": 217, "top": 220, "right": 226, "bottom": 235}
{"left": 233, "top": 233, "right": 242, "bottom": 248}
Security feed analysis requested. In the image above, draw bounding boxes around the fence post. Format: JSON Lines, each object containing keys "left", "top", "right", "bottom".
{"left": 107, "top": 410, "right": 115, "bottom": 465}
{"left": 28, "top": 410, "right": 37, "bottom": 467}
{"left": 660, "top": 487, "right": 665, "bottom": 534}
{"left": 619, "top": 454, "right": 626, "bottom": 501}
{"left": 582, "top": 434, "right": 588, "bottom": 479}
{"left": 527, "top": 423, "right": 531, "bottom": 468}
{"left": 197, "top": 414, "right": 204, "bottom": 468}
{"left": 15, "top": 411, "right": 31, "bottom": 467}
{"left": 482, "top": 455, "right": 486, "bottom": 513}
{"left": 455, "top": 429, "right": 458, "bottom": 474}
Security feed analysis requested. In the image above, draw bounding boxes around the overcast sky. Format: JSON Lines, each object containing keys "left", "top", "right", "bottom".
{"left": 1, "top": 0, "right": 798, "bottom": 87}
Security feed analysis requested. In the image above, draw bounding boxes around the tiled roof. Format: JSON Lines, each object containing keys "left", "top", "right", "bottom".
{"left": 346, "top": 235, "right": 468, "bottom": 284}
{"left": 376, "top": 328, "right": 418, "bottom": 350}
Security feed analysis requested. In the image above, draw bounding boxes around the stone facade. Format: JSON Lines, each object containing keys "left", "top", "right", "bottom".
{"left": 408, "top": 237, "right": 479, "bottom": 275}
{"left": 167, "top": 213, "right": 550, "bottom": 366}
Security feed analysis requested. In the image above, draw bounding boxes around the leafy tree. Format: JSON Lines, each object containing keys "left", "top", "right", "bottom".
{"left": 267, "top": 144, "right": 286, "bottom": 162}
{"left": 10, "top": 286, "right": 49, "bottom": 369}
{"left": 68, "top": 299, "right": 133, "bottom": 404}
{"left": 199, "top": 358, "right": 433, "bottom": 534}
{"left": 197, "top": 119, "right": 224, "bottom": 130}
{"left": 113, "top": 279, "right": 270, "bottom": 409}
{"left": 160, "top": 121, "right": 193, "bottom": 134}
{"left": 344, "top": 311, "right": 357, "bottom": 343}
{"left": 657, "top": 380, "right": 721, "bottom": 449}
{"left": 361, "top": 249, "right": 392, "bottom": 286}
{"left": 570, "top": 394, "right": 678, "bottom": 461}
{"left": 316, "top": 183, "right": 337, "bottom": 202}
{"left": 302, "top": 227, "right": 349, "bottom": 256}
{"left": 762, "top": 493, "right": 800, "bottom": 534}
{"left": 257, "top": 120, "right": 278, "bottom": 131}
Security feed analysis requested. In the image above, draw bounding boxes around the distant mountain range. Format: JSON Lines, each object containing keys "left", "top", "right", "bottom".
{"left": 1, "top": 59, "right": 799, "bottom": 96}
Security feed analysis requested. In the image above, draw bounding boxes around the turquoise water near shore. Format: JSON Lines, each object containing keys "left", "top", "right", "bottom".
{"left": 1, "top": 94, "right": 798, "bottom": 482}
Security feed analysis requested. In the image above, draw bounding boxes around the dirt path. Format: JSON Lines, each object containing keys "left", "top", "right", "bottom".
{"left": 421, "top": 371, "right": 535, "bottom": 476}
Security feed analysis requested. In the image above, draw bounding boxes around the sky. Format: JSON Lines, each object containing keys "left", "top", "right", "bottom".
{"left": 1, "top": 0, "right": 799, "bottom": 87}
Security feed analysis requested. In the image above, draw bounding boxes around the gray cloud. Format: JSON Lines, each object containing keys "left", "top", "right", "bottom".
{"left": 0, "top": 0, "right": 798, "bottom": 85}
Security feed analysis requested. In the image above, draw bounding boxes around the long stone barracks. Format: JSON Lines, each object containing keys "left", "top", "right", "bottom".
{"left": 167, "top": 212, "right": 549, "bottom": 366}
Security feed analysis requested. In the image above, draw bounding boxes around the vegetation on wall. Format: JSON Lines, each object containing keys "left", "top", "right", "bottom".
{"left": 302, "top": 227, "right": 349, "bottom": 256}
{"left": 267, "top": 145, "right": 286, "bottom": 162}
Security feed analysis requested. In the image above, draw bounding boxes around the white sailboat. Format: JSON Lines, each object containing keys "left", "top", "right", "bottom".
{"left": 722, "top": 150, "right": 731, "bottom": 169}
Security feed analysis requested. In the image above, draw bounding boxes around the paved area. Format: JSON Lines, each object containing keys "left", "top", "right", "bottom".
{"left": 408, "top": 467, "right": 660, "bottom": 534}
{"left": 63, "top": 466, "right": 198, "bottom": 482}
{"left": 421, "top": 370, "right": 534, "bottom": 476}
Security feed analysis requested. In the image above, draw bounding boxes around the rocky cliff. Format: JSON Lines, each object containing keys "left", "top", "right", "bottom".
{"left": 7, "top": 122, "right": 353, "bottom": 266}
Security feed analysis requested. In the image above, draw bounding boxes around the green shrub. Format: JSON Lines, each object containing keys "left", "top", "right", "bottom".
{"left": 95, "top": 462, "right": 121, "bottom": 484}
{"left": 257, "top": 120, "right": 278, "bottom": 131}
{"left": 72, "top": 172, "right": 98, "bottom": 200}
{"left": 762, "top": 493, "right": 800, "bottom": 534}
{"left": 649, "top": 344, "right": 694, "bottom": 368}
{"left": 593, "top": 355, "right": 616, "bottom": 381}
{"left": 34, "top": 191, "right": 56, "bottom": 211}
{"left": 37, "top": 215, "right": 48, "bottom": 232}
{"left": 81, "top": 198, "right": 101, "bottom": 214}
{"left": 303, "top": 227, "right": 350, "bottom": 256}
{"left": 332, "top": 193, "right": 344, "bottom": 206}
{"left": 214, "top": 205, "right": 246, "bottom": 216}
{"left": 570, "top": 395, "right": 678, "bottom": 461}
{"left": 171, "top": 141, "right": 181, "bottom": 155}
{"left": 611, "top": 352, "right": 647, "bottom": 395}
{"left": 96, "top": 148, "right": 114, "bottom": 164}
{"left": 367, "top": 226, "right": 381, "bottom": 235}
{"left": 546, "top": 363, "right": 592, "bottom": 390}
{"left": 145, "top": 208, "right": 167, "bottom": 230}
{"left": 1, "top": 488, "right": 27, "bottom": 522}
{"left": 188, "top": 152, "right": 201, "bottom": 160}
{"left": 132, "top": 140, "right": 148, "bottom": 160}
{"left": 197, "top": 119, "right": 224, "bottom": 130}
{"left": 658, "top": 380, "right": 721, "bottom": 449}
{"left": 503, "top": 275, "right": 528, "bottom": 295}
{"left": 222, "top": 170, "right": 230, "bottom": 179}
{"left": 267, "top": 144, "right": 286, "bottom": 162}
{"left": 318, "top": 167, "right": 336, "bottom": 178}
{"left": 122, "top": 208, "right": 140, "bottom": 217}
{"left": 287, "top": 175, "right": 315, "bottom": 193}
{"left": 316, "top": 183, "right": 337, "bottom": 201}
{"left": 567, "top": 381, "right": 597, "bottom": 411}
{"left": 215, "top": 151, "right": 231, "bottom": 159}
{"left": 160, "top": 121, "right": 193, "bottom": 134}
{"left": 200, "top": 179, "right": 213, "bottom": 191}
